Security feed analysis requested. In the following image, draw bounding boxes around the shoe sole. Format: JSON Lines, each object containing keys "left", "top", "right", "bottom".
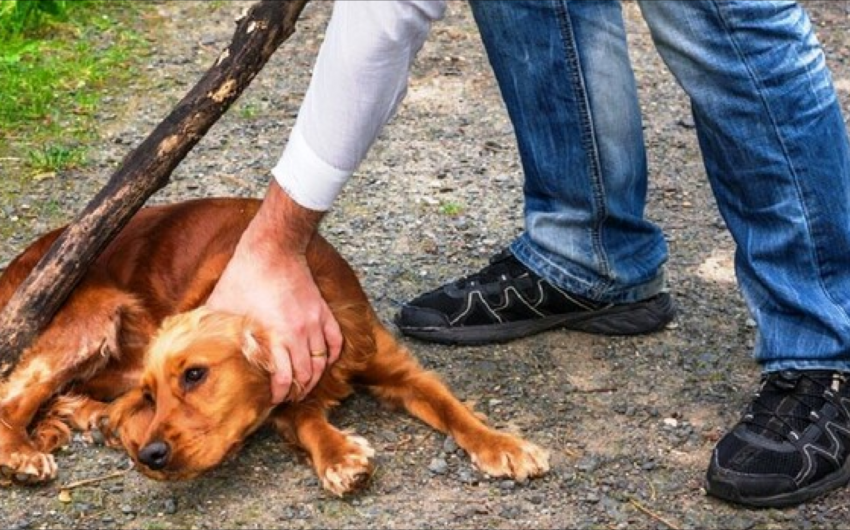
{"left": 706, "top": 455, "right": 850, "bottom": 508}
{"left": 397, "top": 292, "right": 676, "bottom": 345}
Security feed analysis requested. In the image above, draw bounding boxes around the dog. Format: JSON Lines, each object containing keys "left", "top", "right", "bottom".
{"left": 0, "top": 198, "right": 549, "bottom": 495}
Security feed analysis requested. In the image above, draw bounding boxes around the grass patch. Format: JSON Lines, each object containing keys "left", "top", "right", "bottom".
{"left": 439, "top": 200, "right": 465, "bottom": 217}
{"left": 0, "top": 0, "right": 153, "bottom": 174}
{"left": 27, "top": 143, "right": 86, "bottom": 172}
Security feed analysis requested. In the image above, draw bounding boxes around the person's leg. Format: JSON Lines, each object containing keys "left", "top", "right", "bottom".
{"left": 638, "top": 0, "right": 850, "bottom": 507}
{"left": 396, "top": 0, "right": 674, "bottom": 344}
{"left": 476, "top": 0, "right": 665, "bottom": 302}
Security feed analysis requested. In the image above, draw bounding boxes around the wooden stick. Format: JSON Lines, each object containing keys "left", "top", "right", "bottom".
{"left": 0, "top": 0, "right": 309, "bottom": 378}
{"left": 628, "top": 497, "right": 682, "bottom": 530}
{"left": 61, "top": 469, "right": 130, "bottom": 491}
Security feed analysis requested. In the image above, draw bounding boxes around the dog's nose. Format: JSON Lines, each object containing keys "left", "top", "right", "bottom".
{"left": 138, "top": 441, "right": 171, "bottom": 470}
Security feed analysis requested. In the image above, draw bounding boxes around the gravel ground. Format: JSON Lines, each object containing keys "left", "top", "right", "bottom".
{"left": 3, "top": 1, "right": 850, "bottom": 529}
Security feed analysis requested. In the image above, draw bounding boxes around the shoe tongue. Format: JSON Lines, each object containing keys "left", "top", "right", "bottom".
{"left": 455, "top": 251, "right": 528, "bottom": 288}
{"left": 748, "top": 371, "right": 835, "bottom": 441}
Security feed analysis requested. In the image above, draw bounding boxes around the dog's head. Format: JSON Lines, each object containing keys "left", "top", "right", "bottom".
{"left": 109, "top": 306, "right": 275, "bottom": 480}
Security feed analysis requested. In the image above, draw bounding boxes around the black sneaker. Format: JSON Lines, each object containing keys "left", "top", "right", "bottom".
{"left": 706, "top": 370, "right": 850, "bottom": 508}
{"left": 395, "top": 249, "right": 676, "bottom": 345}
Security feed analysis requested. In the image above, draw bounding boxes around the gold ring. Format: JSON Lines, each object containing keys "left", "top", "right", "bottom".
{"left": 310, "top": 350, "right": 328, "bottom": 358}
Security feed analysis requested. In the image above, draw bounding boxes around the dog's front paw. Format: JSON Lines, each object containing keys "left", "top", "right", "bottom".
{"left": 30, "top": 417, "right": 72, "bottom": 453}
{"left": 319, "top": 433, "right": 376, "bottom": 497}
{"left": 0, "top": 445, "right": 58, "bottom": 484}
{"left": 468, "top": 433, "right": 550, "bottom": 482}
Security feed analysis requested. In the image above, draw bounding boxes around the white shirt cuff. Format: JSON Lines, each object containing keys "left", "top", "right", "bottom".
{"left": 272, "top": 124, "right": 352, "bottom": 212}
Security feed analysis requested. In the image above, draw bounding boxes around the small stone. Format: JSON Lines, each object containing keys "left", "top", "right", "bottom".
{"left": 576, "top": 456, "right": 600, "bottom": 473}
{"left": 428, "top": 457, "right": 448, "bottom": 475}
{"left": 499, "top": 480, "right": 516, "bottom": 490}
{"left": 457, "top": 469, "right": 477, "bottom": 485}
{"left": 164, "top": 497, "right": 178, "bottom": 514}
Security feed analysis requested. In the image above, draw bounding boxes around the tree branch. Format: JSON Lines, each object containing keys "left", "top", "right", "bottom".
{"left": 0, "top": 0, "right": 309, "bottom": 377}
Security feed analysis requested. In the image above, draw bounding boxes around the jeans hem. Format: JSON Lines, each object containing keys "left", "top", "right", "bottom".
{"left": 760, "top": 360, "right": 850, "bottom": 373}
{"left": 510, "top": 235, "right": 667, "bottom": 304}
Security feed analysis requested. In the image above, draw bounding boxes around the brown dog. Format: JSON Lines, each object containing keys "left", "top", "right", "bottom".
{"left": 0, "top": 198, "right": 549, "bottom": 495}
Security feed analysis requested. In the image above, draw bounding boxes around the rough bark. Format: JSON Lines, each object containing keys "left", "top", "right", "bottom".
{"left": 0, "top": 0, "right": 309, "bottom": 378}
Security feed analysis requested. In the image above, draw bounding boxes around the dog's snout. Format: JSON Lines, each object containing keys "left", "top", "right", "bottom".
{"left": 138, "top": 440, "right": 171, "bottom": 470}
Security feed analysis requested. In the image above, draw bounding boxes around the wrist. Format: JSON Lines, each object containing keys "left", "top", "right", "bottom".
{"left": 248, "top": 180, "right": 324, "bottom": 254}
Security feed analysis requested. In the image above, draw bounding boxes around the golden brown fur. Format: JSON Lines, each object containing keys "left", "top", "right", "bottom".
{"left": 0, "top": 198, "right": 548, "bottom": 495}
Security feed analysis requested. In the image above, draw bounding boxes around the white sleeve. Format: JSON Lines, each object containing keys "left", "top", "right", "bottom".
{"left": 273, "top": 0, "right": 446, "bottom": 211}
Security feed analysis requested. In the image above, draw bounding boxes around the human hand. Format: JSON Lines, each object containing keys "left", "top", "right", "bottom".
{"left": 206, "top": 184, "right": 343, "bottom": 403}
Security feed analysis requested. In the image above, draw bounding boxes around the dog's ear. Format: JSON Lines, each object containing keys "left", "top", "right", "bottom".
{"left": 240, "top": 318, "right": 275, "bottom": 375}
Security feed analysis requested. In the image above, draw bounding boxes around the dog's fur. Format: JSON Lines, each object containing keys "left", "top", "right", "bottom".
{"left": 0, "top": 198, "right": 548, "bottom": 495}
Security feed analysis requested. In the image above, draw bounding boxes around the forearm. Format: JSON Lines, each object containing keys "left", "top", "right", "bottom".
{"left": 247, "top": 180, "right": 324, "bottom": 255}
{"left": 273, "top": 0, "right": 446, "bottom": 211}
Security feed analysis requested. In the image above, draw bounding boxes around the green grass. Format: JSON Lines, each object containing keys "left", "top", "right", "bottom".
{"left": 0, "top": 0, "right": 152, "bottom": 174}
{"left": 26, "top": 143, "right": 86, "bottom": 172}
{"left": 0, "top": 0, "right": 70, "bottom": 36}
{"left": 439, "top": 200, "right": 465, "bottom": 217}
{"left": 237, "top": 100, "right": 261, "bottom": 120}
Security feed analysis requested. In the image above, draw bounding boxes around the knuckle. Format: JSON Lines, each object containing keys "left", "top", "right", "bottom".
{"left": 273, "top": 371, "right": 292, "bottom": 386}
{"left": 294, "top": 371, "right": 312, "bottom": 387}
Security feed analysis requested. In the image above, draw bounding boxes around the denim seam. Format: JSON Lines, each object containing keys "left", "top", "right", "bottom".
{"left": 553, "top": 0, "right": 612, "bottom": 300}
{"left": 710, "top": 0, "right": 850, "bottom": 330}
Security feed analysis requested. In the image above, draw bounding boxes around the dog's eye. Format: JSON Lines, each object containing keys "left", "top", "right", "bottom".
{"left": 142, "top": 389, "right": 155, "bottom": 405}
{"left": 182, "top": 366, "right": 208, "bottom": 389}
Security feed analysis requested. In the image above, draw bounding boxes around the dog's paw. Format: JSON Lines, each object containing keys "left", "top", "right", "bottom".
{"left": 0, "top": 446, "right": 58, "bottom": 484}
{"left": 30, "top": 417, "right": 72, "bottom": 453}
{"left": 468, "top": 433, "right": 550, "bottom": 482}
{"left": 319, "top": 433, "right": 376, "bottom": 497}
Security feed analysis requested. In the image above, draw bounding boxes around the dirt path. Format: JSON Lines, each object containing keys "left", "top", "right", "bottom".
{"left": 3, "top": 2, "right": 850, "bottom": 528}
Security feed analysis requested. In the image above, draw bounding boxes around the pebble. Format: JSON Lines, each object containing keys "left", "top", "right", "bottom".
{"left": 457, "top": 469, "right": 478, "bottom": 485}
{"left": 663, "top": 417, "right": 679, "bottom": 428}
{"left": 429, "top": 458, "right": 448, "bottom": 475}
{"left": 499, "top": 479, "right": 516, "bottom": 490}
{"left": 73, "top": 502, "right": 93, "bottom": 513}
{"left": 500, "top": 506, "right": 522, "bottom": 518}
{"left": 575, "top": 456, "right": 601, "bottom": 473}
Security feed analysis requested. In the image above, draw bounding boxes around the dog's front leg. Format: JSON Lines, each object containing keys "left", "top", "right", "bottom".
{"left": 270, "top": 406, "right": 375, "bottom": 497}
{"left": 0, "top": 284, "right": 146, "bottom": 484}
{"left": 30, "top": 394, "right": 115, "bottom": 453}
{"left": 362, "top": 327, "right": 550, "bottom": 482}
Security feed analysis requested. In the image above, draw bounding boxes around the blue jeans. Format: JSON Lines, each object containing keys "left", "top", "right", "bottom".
{"left": 469, "top": 0, "right": 850, "bottom": 372}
